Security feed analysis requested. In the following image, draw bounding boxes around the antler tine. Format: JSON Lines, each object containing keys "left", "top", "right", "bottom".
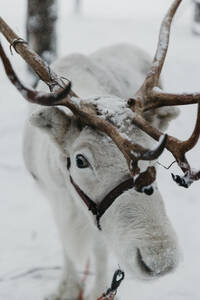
{"left": 171, "top": 103, "right": 200, "bottom": 185}
{"left": 128, "top": 0, "right": 200, "bottom": 187}
{"left": 144, "top": 90, "right": 200, "bottom": 111}
{"left": 170, "top": 103, "right": 200, "bottom": 186}
{"left": 181, "top": 104, "right": 200, "bottom": 154}
{"left": 148, "top": 0, "right": 183, "bottom": 88}
{"left": 134, "top": 0, "right": 200, "bottom": 111}
{"left": 133, "top": 0, "right": 182, "bottom": 102}
{"left": 0, "top": 41, "right": 72, "bottom": 105}
{"left": 0, "top": 16, "right": 77, "bottom": 96}
{"left": 132, "top": 105, "right": 200, "bottom": 186}
{"left": 138, "top": 134, "right": 167, "bottom": 161}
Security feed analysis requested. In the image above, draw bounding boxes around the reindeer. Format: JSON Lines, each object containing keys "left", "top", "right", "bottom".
{"left": 0, "top": 0, "right": 200, "bottom": 299}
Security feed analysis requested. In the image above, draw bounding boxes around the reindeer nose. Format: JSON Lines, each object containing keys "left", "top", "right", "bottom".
{"left": 137, "top": 243, "right": 179, "bottom": 277}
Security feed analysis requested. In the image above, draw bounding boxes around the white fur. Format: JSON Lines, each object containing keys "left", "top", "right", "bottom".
{"left": 23, "top": 44, "right": 180, "bottom": 300}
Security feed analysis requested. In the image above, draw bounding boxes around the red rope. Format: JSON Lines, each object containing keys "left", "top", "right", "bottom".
{"left": 78, "top": 259, "right": 90, "bottom": 300}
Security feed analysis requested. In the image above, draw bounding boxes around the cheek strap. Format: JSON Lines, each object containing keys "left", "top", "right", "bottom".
{"left": 67, "top": 158, "right": 134, "bottom": 230}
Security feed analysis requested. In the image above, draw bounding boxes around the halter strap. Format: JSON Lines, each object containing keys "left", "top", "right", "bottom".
{"left": 69, "top": 174, "right": 134, "bottom": 230}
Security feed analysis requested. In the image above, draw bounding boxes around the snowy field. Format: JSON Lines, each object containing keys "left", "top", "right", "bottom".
{"left": 0, "top": 0, "right": 200, "bottom": 299}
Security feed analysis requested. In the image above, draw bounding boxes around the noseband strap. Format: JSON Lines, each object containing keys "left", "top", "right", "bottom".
{"left": 69, "top": 174, "right": 134, "bottom": 230}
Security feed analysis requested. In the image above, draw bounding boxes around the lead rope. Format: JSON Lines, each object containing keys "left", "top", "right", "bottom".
{"left": 67, "top": 158, "right": 125, "bottom": 299}
{"left": 97, "top": 269, "right": 125, "bottom": 300}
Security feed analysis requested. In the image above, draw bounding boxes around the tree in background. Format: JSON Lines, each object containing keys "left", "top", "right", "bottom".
{"left": 74, "top": 0, "right": 81, "bottom": 14}
{"left": 192, "top": 0, "right": 200, "bottom": 34}
{"left": 26, "top": 0, "right": 58, "bottom": 82}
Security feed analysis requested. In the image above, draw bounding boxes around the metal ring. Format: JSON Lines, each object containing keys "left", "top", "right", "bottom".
{"left": 10, "top": 38, "right": 28, "bottom": 55}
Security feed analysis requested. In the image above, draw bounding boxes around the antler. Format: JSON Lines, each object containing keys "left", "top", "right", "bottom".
{"left": 130, "top": 0, "right": 200, "bottom": 109}
{"left": 0, "top": 16, "right": 78, "bottom": 95}
{"left": 129, "top": 0, "right": 200, "bottom": 188}
{"left": 0, "top": 23, "right": 165, "bottom": 194}
{"left": 1, "top": 0, "right": 199, "bottom": 191}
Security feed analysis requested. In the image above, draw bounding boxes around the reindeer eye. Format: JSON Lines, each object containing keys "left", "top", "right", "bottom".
{"left": 76, "top": 154, "right": 89, "bottom": 169}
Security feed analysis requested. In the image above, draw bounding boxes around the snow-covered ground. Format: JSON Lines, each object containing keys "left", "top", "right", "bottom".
{"left": 0, "top": 0, "right": 200, "bottom": 299}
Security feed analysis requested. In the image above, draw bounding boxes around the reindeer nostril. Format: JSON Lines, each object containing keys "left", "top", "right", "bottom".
{"left": 137, "top": 248, "right": 176, "bottom": 277}
{"left": 137, "top": 249, "right": 153, "bottom": 275}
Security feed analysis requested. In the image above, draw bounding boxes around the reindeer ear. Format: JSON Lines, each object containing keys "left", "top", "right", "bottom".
{"left": 30, "top": 107, "right": 71, "bottom": 145}
{"left": 144, "top": 106, "right": 180, "bottom": 131}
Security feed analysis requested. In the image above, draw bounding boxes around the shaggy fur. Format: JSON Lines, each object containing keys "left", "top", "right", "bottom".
{"left": 23, "top": 44, "right": 180, "bottom": 300}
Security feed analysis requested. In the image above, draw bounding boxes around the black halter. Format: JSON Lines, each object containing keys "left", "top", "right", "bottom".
{"left": 67, "top": 158, "right": 134, "bottom": 230}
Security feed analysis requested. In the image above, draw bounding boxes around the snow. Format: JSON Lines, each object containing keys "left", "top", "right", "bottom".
{"left": 0, "top": 0, "right": 200, "bottom": 300}
{"left": 88, "top": 96, "right": 134, "bottom": 130}
{"left": 154, "top": 19, "right": 170, "bottom": 69}
{"left": 192, "top": 22, "right": 200, "bottom": 34}
{"left": 71, "top": 95, "right": 134, "bottom": 137}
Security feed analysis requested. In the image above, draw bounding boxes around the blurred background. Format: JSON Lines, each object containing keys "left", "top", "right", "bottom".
{"left": 0, "top": 1, "right": 200, "bottom": 299}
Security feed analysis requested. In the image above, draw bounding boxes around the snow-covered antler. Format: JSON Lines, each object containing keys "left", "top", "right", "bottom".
{"left": 129, "top": 0, "right": 200, "bottom": 187}
{"left": 0, "top": 0, "right": 200, "bottom": 189}
{"left": 0, "top": 19, "right": 166, "bottom": 195}
{"left": 0, "top": 16, "right": 78, "bottom": 94}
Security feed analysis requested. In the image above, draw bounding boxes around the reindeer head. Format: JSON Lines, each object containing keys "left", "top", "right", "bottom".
{"left": 0, "top": 0, "right": 199, "bottom": 281}
{"left": 29, "top": 94, "right": 179, "bottom": 279}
